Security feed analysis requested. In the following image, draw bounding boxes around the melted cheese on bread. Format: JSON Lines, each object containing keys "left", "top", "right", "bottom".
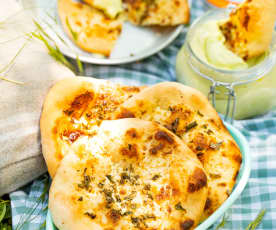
{"left": 40, "top": 77, "right": 144, "bottom": 177}
{"left": 123, "top": 0, "right": 190, "bottom": 26}
{"left": 58, "top": 0, "right": 123, "bottom": 56}
{"left": 83, "top": 0, "right": 123, "bottom": 19}
{"left": 49, "top": 119, "right": 208, "bottom": 230}
{"left": 114, "top": 82, "right": 242, "bottom": 220}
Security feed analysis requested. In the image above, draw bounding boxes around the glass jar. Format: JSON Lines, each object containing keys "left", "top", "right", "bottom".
{"left": 176, "top": 9, "right": 276, "bottom": 120}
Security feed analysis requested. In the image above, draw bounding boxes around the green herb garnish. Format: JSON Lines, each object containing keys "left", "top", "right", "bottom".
{"left": 210, "top": 141, "right": 223, "bottom": 150}
{"left": 185, "top": 121, "right": 198, "bottom": 132}
{"left": 131, "top": 216, "right": 141, "bottom": 228}
{"left": 171, "top": 118, "right": 179, "bottom": 133}
{"left": 152, "top": 174, "right": 161, "bottom": 181}
{"left": 106, "top": 175, "right": 115, "bottom": 183}
{"left": 84, "top": 212, "right": 96, "bottom": 219}
{"left": 98, "top": 182, "right": 105, "bottom": 188}
{"left": 197, "top": 110, "right": 204, "bottom": 117}
{"left": 175, "top": 202, "right": 186, "bottom": 212}
{"left": 144, "top": 184, "right": 151, "bottom": 191}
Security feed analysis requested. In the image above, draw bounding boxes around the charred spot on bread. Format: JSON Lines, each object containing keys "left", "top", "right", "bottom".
{"left": 209, "top": 173, "right": 222, "bottom": 179}
{"left": 71, "top": 91, "right": 94, "bottom": 110}
{"left": 218, "top": 182, "right": 227, "bottom": 187}
{"left": 180, "top": 219, "right": 195, "bottom": 230}
{"left": 107, "top": 209, "right": 121, "bottom": 223}
{"left": 233, "top": 170, "right": 240, "bottom": 181}
{"left": 154, "top": 130, "right": 174, "bottom": 144}
{"left": 149, "top": 143, "right": 164, "bottom": 155}
{"left": 84, "top": 212, "right": 96, "bottom": 219}
{"left": 120, "top": 144, "right": 138, "bottom": 158}
{"left": 117, "top": 109, "right": 136, "bottom": 118}
{"left": 233, "top": 153, "right": 242, "bottom": 164}
{"left": 126, "top": 128, "right": 139, "bottom": 138}
{"left": 188, "top": 168, "right": 207, "bottom": 193}
{"left": 204, "top": 198, "right": 212, "bottom": 211}
{"left": 156, "top": 186, "right": 171, "bottom": 201}
{"left": 121, "top": 86, "right": 141, "bottom": 93}
{"left": 62, "top": 91, "right": 94, "bottom": 119}
{"left": 196, "top": 152, "right": 204, "bottom": 163}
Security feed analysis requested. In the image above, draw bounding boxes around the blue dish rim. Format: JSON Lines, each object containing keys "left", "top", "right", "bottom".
{"left": 46, "top": 122, "right": 251, "bottom": 230}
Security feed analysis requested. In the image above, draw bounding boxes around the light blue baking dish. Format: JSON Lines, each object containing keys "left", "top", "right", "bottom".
{"left": 46, "top": 123, "right": 251, "bottom": 230}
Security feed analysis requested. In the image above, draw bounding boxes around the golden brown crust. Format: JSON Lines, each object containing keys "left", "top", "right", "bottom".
{"left": 114, "top": 82, "right": 242, "bottom": 219}
{"left": 220, "top": 0, "right": 276, "bottom": 59}
{"left": 58, "top": 0, "right": 190, "bottom": 55}
{"left": 49, "top": 119, "right": 208, "bottom": 230}
{"left": 123, "top": 0, "right": 190, "bottom": 26}
{"left": 40, "top": 77, "right": 143, "bottom": 177}
{"left": 58, "top": 0, "right": 123, "bottom": 56}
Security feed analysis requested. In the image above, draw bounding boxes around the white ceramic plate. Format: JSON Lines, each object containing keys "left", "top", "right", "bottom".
{"left": 19, "top": 0, "right": 187, "bottom": 65}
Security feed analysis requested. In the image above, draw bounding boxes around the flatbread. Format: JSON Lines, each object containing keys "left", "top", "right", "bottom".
{"left": 220, "top": 0, "right": 276, "bottom": 59}
{"left": 40, "top": 77, "right": 144, "bottom": 177}
{"left": 123, "top": 0, "right": 190, "bottom": 26}
{"left": 83, "top": 0, "right": 123, "bottom": 19}
{"left": 58, "top": 0, "right": 123, "bottom": 56}
{"left": 49, "top": 119, "right": 208, "bottom": 230}
{"left": 114, "top": 82, "right": 242, "bottom": 219}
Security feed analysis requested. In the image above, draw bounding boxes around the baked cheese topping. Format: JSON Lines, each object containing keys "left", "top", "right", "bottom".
{"left": 84, "top": 0, "right": 123, "bottom": 19}
{"left": 49, "top": 119, "right": 208, "bottom": 230}
{"left": 115, "top": 88, "right": 242, "bottom": 219}
{"left": 52, "top": 84, "right": 142, "bottom": 170}
{"left": 58, "top": 0, "right": 124, "bottom": 56}
{"left": 123, "top": 0, "right": 190, "bottom": 26}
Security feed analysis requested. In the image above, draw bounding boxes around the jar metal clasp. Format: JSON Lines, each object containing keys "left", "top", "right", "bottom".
{"left": 208, "top": 81, "right": 236, "bottom": 124}
{"left": 188, "top": 58, "right": 238, "bottom": 123}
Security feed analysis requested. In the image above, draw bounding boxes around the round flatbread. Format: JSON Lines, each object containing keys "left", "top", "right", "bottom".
{"left": 40, "top": 77, "right": 144, "bottom": 177}
{"left": 114, "top": 82, "right": 242, "bottom": 219}
{"left": 49, "top": 119, "right": 208, "bottom": 230}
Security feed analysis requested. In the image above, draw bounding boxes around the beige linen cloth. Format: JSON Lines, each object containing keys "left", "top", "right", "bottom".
{"left": 0, "top": 0, "right": 75, "bottom": 195}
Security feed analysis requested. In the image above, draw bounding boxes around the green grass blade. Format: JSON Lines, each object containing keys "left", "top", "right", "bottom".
{"left": 215, "top": 214, "right": 228, "bottom": 230}
{"left": 39, "top": 220, "right": 46, "bottom": 230}
{"left": 76, "top": 55, "right": 84, "bottom": 75}
{"left": 0, "top": 40, "right": 29, "bottom": 84}
{"left": 65, "top": 17, "right": 78, "bottom": 41}
{"left": 33, "top": 19, "right": 54, "bottom": 42}
{"left": 0, "top": 76, "right": 24, "bottom": 85}
{"left": 0, "top": 40, "right": 29, "bottom": 74}
{"left": 31, "top": 31, "right": 75, "bottom": 72}
{"left": 46, "top": 11, "right": 58, "bottom": 24}
{"left": 245, "top": 209, "right": 266, "bottom": 230}
{"left": 0, "top": 202, "right": 7, "bottom": 223}
{"left": 42, "top": 19, "right": 67, "bottom": 45}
